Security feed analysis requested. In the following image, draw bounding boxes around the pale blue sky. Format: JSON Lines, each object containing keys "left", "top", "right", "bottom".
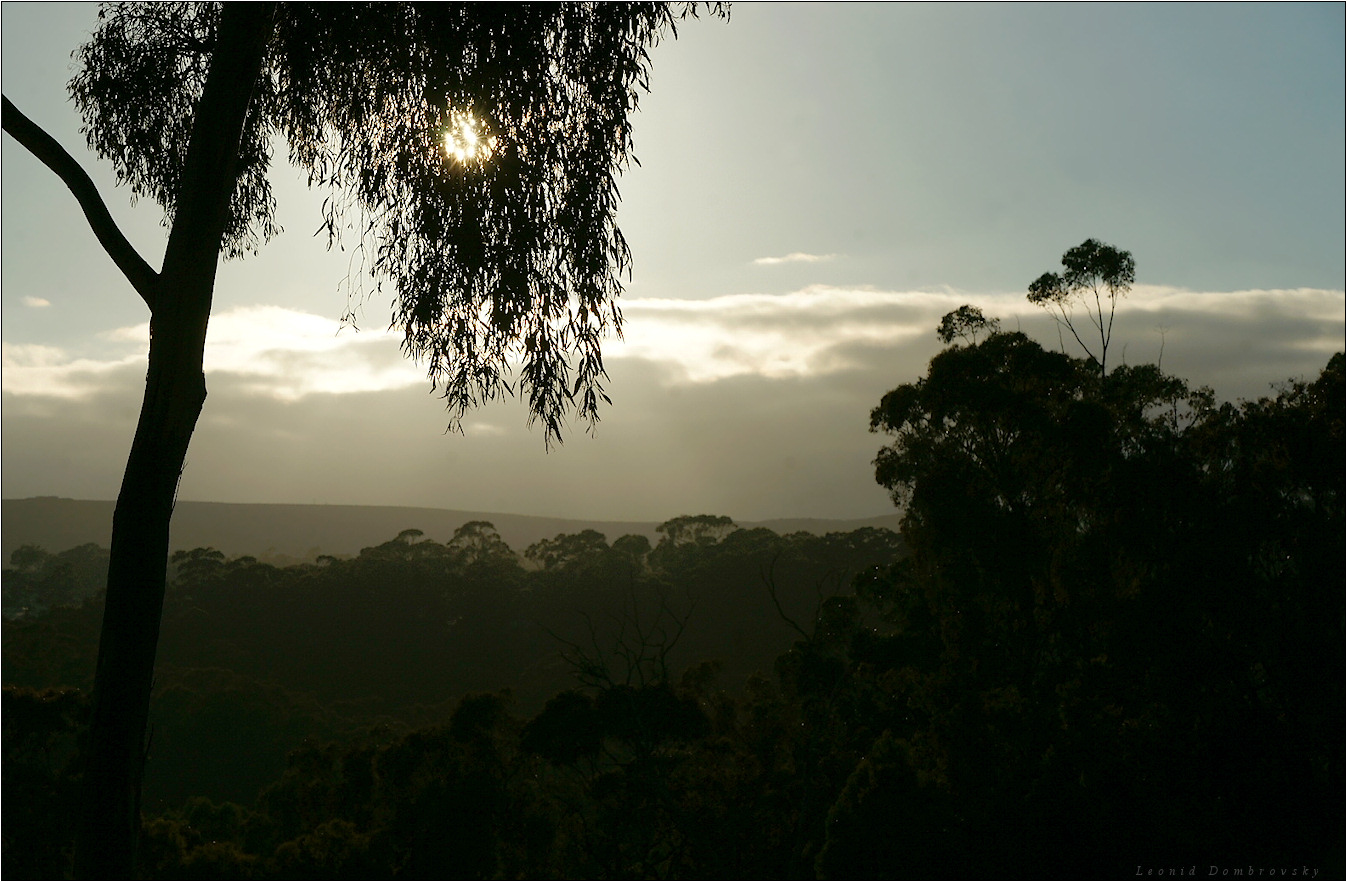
{"left": 2, "top": 3, "right": 1343, "bottom": 521}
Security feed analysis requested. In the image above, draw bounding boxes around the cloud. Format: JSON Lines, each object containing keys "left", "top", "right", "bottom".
{"left": 1, "top": 341, "right": 145, "bottom": 400}
{"left": 464, "top": 421, "right": 508, "bottom": 437}
{"left": 610, "top": 285, "right": 1344, "bottom": 394}
{"left": 22, "top": 296, "right": 51, "bottom": 308}
{"left": 752, "top": 252, "right": 838, "bottom": 266}
{"left": 202, "top": 306, "right": 424, "bottom": 399}
{"left": 3, "top": 286, "right": 1341, "bottom": 522}
{"left": 11, "top": 305, "right": 427, "bottom": 401}
{"left": 614, "top": 287, "right": 933, "bottom": 383}
{"left": 4, "top": 287, "right": 1341, "bottom": 409}
{"left": 1111, "top": 286, "right": 1344, "bottom": 322}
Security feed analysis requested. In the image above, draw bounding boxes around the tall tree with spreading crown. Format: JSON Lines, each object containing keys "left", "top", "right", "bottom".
{"left": 2, "top": 3, "right": 727, "bottom": 874}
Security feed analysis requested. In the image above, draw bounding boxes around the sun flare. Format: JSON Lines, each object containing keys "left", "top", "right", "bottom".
{"left": 443, "top": 110, "right": 497, "bottom": 165}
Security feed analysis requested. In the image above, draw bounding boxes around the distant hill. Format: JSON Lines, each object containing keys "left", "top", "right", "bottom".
{"left": 1, "top": 497, "right": 903, "bottom": 563}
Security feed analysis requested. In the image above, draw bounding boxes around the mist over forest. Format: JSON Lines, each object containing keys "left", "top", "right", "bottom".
{"left": 0, "top": 496, "right": 903, "bottom": 567}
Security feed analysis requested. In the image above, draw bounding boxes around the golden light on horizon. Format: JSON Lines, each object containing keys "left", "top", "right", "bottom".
{"left": 443, "top": 110, "right": 498, "bottom": 165}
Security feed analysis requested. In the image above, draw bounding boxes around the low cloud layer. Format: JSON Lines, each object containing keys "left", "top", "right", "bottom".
{"left": 3, "top": 342, "right": 145, "bottom": 400}
{"left": 612, "top": 286, "right": 1343, "bottom": 394}
{"left": 6, "top": 287, "right": 1341, "bottom": 404}
{"left": 3, "top": 286, "right": 1341, "bottom": 520}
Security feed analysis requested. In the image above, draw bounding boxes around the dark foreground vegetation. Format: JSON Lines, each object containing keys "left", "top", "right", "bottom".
{"left": 4, "top": 330, "right": 1342, "bottom": 879}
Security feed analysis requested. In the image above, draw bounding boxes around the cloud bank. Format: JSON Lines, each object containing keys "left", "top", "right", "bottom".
{"left": 3, "top": 286, "right": 1340, "bottom": 520}
{"left": 6, "top": 306, "right": 423, "bottom": 402}
{"left": 612, "top": 285, "right": 1344, "bottom": 391}
{"left": 5, "top": 287, "right": 1342, "bottom": 403}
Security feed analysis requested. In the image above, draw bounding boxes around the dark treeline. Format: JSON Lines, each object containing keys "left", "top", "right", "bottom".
{"left": 2, "top": 542, "right": 110, "bottom": 618}
{"left": 4, "top": 516, "right": 905, "bottom": 877}
{"left": 3, "top": 323, "right": 1342, "bottom": 879}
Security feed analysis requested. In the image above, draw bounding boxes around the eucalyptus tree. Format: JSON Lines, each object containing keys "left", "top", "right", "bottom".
{"left": 936, "top": 304, "right": 1000, "bottom": 346}
{"left": 1027, "top": 238, "right": 1136, "bottom": 376}
{"left": 1, "top": 2, "right": 726, "bottom": 875}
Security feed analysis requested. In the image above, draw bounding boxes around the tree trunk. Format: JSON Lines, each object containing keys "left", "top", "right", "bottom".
{"left": 73, "top": 5, "right": 275, "bottom": 877}
{"left": 73, "top": 309, "right": 211, "bottom": 878}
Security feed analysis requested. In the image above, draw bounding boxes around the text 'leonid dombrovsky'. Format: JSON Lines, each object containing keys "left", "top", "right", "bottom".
{"left": 1136, "top": 868, "right": 1320, "bottom": 878}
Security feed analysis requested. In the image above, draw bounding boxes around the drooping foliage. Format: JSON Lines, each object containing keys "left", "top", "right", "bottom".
{"left": 70, "top": 4, "right": 280, "bottom": 259}
{"left": 70, "top": 2, "right": 727, "bottom": 440}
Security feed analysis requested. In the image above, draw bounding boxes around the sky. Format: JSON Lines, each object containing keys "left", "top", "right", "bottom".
{"left": 2, "top": 3, "right": 1344, "bottom": 523}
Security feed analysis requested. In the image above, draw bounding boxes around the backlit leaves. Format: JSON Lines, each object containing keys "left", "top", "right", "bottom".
{"left": 70, "top": 3, "right": 281, "bottom": 259}
{"left": 68, "top": 2, "right": 728, "bottom": 443}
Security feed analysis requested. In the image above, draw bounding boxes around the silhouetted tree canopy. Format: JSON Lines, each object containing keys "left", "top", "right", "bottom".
{"left": 72, "top": 2, "right": 726, "bottom": 435}
{"left": 1027, "top": 238, "right": 1136, "bottom": 376}
{"left": 935, "top": 304, "right": 1000, "bottom": 345}
{"left": 863, "top": 315, "right": 1343, "bottom": 875}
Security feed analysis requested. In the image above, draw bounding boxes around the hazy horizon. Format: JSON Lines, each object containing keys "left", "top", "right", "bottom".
{"left": 0, "top": 492, "right": 903, "bottom": 525}
{"left": 3, "top": 3, "right": 1343, "bottom": 522}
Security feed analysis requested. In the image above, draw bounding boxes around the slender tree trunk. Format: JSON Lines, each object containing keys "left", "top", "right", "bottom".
{"left": 73, "top": 5, "right": 275, "bottom": 877}
{"left": 74, "top": 306, "right": 211, "bottom": 878}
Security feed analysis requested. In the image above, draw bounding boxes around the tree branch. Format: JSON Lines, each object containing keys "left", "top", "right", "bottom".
{"left": 2, "top": 95, "right": 159, "bottom": 311}
{"left": 760, "top": 554, "right": 811, "bottom": 641}
{"left": 1052, "top": 299, "right": 1099, "bottom": 372}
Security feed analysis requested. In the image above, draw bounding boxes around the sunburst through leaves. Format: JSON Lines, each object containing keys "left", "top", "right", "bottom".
{"left": 443, "top": 109, "right": 497, "bottom": 165}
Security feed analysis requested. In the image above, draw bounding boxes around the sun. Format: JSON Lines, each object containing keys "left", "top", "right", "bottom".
{"left": 443, "top": 110, "right": 497, "bottom": 165}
